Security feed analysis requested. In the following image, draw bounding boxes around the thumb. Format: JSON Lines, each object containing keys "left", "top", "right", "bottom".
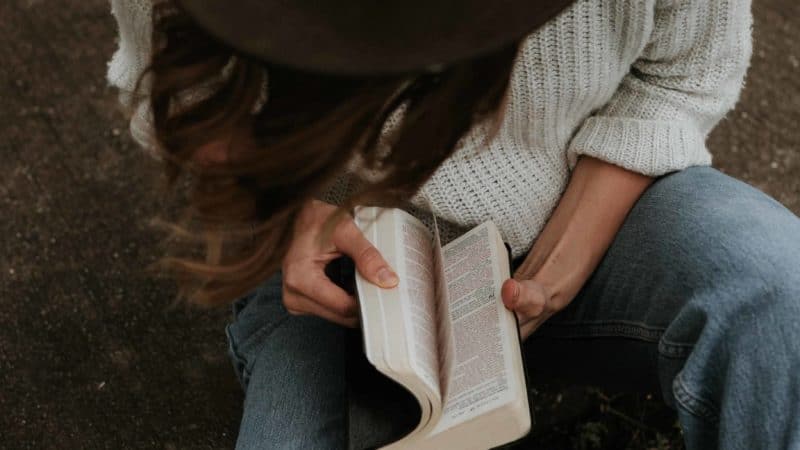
{"left": 501, "top": 279, "right": 548, "bottom": 320}
{"left": 334, "top": 219, "right": 399, "bottom": 288}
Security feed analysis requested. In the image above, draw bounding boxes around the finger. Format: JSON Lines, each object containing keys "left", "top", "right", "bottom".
{"left": 501, "top": 278, "right": 520, "bottom": 308}
{"left": 519, "top": 317, "right": 546, "bottom": 341}
{"left": 333, "top": 219, "right": 398, "bottom": 288}
{"left": 501, "top": 279, "right": 549, "bottom": 320}
{"left": 283, "top": 269, "right": 359, "bottom": 318}
{"left": 283, "top": 287, "right": 359, "bottom": 328}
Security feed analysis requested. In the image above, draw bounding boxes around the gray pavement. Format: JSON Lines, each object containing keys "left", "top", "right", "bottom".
{"left": 0, "top": 0, "right": 797, "bottom": 448}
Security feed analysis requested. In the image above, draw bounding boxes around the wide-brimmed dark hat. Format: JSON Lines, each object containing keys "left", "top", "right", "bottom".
{"left": 177, "top": 0, "right": 574, "bottom": 76}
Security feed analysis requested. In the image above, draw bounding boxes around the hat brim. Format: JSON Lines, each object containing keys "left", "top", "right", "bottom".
{"left": 177, "top": 0, "right": 574, "bottom": 76}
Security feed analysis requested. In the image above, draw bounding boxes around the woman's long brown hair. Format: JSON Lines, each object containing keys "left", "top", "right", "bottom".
{"left": 144, "top": 2, "right": 520, "bottom": 306}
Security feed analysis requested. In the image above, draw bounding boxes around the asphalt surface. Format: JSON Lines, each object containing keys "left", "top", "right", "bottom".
{"left": 0, "top": 1, "right": 797, "bottom": 449}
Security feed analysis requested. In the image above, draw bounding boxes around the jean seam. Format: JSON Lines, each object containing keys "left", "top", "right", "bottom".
{"left": 545, "top": 318, "right": 667, "bottom": 329}
{"left": 673, "top": 372, "right": 720, "bottom": 422}
{"left": 226, "top": 323, "right": 250, "bottom": 389}
{"left": 227, "top": 311, "right": 291, "bottom": 389}
{"left": 658, "top": 338, "right": 695, "bottom": 359}
{"left": 536, "top": 320, "right": 666, "bottom": 342}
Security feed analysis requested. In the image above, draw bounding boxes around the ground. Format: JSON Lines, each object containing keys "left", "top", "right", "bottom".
{"left": 0, "top": 1, "right": 797, "bottom": 449}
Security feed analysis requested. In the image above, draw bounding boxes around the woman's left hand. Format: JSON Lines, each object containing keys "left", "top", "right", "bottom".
{"left": 499, "top": 156, "right": 655, "bottom": 340}
{"left": 501, "top": 278, "right": 560, "bottom": 340}
{"left": 500, "top": 250, "right": 582, "bottom": 340}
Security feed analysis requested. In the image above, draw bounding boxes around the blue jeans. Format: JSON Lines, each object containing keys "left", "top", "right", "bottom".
{"left": 226, "top": 167, "right": 800, "bottom": 450}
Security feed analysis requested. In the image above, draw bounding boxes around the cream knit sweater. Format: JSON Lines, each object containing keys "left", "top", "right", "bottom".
{"left": 108, "top": 0, "right": 752, "bottom": 258}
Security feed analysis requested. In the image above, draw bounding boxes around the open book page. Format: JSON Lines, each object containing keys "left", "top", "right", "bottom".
{"left": 354, "top": 208, "right": 434, "bottom": 442}
{"left": 353, "top": 208, "right": 392, "bottom": 375}
{"left": 355, "top": 207, "right": 444, "bottom": 448}
{"left": 394, "top": 211, "right": 443, "bottom": 399}
{"left": 434, "top": 222, "right": 523, "bottom": 432}
{"left": 357, "top": 208, "right": 529, "bottom": 449}
{"left": 430, "top": 214, "right": 455, "bottom": 401}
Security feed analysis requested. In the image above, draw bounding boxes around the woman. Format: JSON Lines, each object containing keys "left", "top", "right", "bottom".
{"left": 108, "top": 0, "right": 800, "bottom": 449}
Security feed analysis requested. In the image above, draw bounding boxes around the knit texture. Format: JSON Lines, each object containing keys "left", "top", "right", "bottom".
{"left": 108, "top": 0, "right": 752, "bottom": 257}
{"left": 108, "top": 0, "right": 164, "bottom": 154}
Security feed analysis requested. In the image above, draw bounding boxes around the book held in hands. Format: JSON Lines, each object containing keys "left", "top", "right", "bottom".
{"left": 354, "top": 207, "right": 531, "bottom": 450}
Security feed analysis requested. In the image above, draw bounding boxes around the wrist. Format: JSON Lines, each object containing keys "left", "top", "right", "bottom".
{"left": 527, "top": 229, "right": 601, "bottom": 310}
{"left": 517, "top": 157, "right": 653, "bottom": 309}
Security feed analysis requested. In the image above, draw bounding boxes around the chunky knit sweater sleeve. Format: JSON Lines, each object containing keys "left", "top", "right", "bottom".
{"left": 565, "top": 0, "right": 752, "bottom": 176}
{"left": 107, "top": 0, "right": 158, "bottom": 153}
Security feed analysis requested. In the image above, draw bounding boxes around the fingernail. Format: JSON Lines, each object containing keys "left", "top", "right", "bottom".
{"left": 377, "top": 267, "right": 399, "bottom": 287}
{"left": 512, "top": 280, "right": 520, "bottom": 301}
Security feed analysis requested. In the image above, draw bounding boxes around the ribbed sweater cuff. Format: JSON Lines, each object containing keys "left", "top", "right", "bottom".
{"left": 567, "top": 117, "right": 712, "bottom": 176}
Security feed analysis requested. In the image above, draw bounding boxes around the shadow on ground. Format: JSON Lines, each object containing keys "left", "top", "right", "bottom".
{"left": 0, "top": 1, "right": 797, "bottom": 449}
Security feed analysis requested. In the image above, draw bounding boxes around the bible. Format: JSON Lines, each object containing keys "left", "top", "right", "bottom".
{"left": 353, "top": 207, "right": 531, "bottom": 450}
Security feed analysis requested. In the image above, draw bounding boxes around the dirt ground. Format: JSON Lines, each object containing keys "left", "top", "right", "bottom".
{"left": 0, "top": 1, "right": 797, "bottom": 449}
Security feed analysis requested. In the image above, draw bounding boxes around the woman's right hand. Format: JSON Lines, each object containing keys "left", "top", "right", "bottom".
{"left": 282, "top": 200, "right": 399, "bottom": 327}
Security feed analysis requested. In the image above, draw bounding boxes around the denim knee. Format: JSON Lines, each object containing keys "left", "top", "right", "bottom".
{"left": 637, "top": 171, "right": 800, "bottom": 450}
{"left": 643, "top": 168, "right": 800, "bottom": 410}
{"left": 658, "top": 259, "right": 800, "bottom": 416}
{"left": 226, "top": 273, "right": 288, "bottom": 388}
{"left": 665, "top": 275, "right": 800, "bottom": 450}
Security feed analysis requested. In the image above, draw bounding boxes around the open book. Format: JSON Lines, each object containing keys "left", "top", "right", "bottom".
{"left": 354, "top": 207, "right": 530, "bottom": 450}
